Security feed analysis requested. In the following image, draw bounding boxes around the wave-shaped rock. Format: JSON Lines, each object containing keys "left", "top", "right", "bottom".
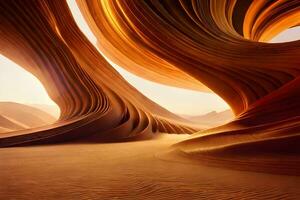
{"left": 0, "top": 0, "right": 200, "bottom": 147}
{"left": 0, "top": 0, "right": 299, "bottom": 174}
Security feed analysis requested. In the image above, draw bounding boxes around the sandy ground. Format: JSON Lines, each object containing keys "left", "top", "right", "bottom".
{"left": 0, "top": 134, "right": 299, "bottom": 200}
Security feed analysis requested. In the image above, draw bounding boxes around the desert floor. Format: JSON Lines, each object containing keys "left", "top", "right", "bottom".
{"left": 0, "top": 134, "right": 299, "bottom": 200}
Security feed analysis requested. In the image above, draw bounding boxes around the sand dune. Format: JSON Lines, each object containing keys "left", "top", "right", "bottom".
{"left": 0, "top": 115, "right": 25, "bottom": 133}
{"left": 0, "top": 135, "right": 299, "bottom": 199}
{"left": 182, "top": 110, "right": 234, "bottom": 128}
{"left": 0, "top": 102, "right": 57, "bottom": 133}
{"left": 30, "top": 104, "right": 60, "bottom": 119}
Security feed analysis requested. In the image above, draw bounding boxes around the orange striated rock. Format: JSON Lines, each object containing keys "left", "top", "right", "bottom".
{"left": 0, "top": 0, "right": 300, "bottom": 174}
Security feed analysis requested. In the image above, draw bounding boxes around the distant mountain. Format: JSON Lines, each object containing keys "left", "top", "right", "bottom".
{"left": 182, "top": 109, "right": 234, "bottom": 128}
{"left": 0, "top": 102, "right": 57, "bottom": 133}
{"left": 30, "top": 104, "right": 60, "bottom": 119}
{"left": 0, "top": 114, "right": 26, "bottom": 132}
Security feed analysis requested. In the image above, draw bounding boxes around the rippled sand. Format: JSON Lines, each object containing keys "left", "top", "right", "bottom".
{"left": 0, "top": 135, "right": 299, "bottom": 199}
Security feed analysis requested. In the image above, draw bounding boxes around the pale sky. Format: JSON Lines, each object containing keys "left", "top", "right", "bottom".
{"left": 0, "top": 55, "right": 57, "bottom": 106}
{"left": 269, "top": 26, "right": 300, "bottom": 43}
{"left": 11, "top": 1, "right": 300, "bottom": 116}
